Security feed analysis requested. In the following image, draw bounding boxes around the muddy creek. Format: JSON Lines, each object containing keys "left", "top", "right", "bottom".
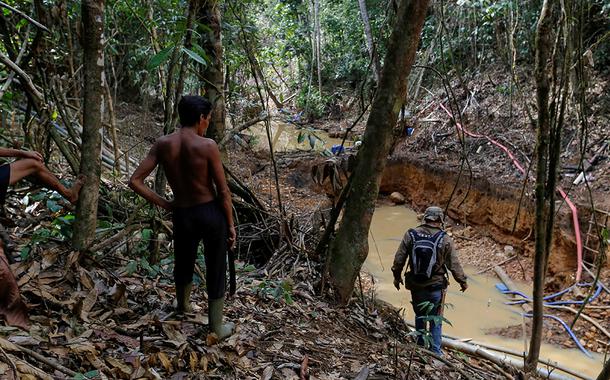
{"left": 364, "top": 205, "right": 604, "bottom": 378}
{"left": 246, "top": 121, "right": 350, "bottom": 152}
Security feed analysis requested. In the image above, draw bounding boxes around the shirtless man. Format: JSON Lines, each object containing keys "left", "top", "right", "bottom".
{"left": 129, "top": 95, "right": 235, "bottom": 339}
{"left": 0, "top": 148, "right": 84, "bottom": 206}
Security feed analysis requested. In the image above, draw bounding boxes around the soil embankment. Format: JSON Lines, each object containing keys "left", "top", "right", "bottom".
{"left": 379, "top": 155, "right": 583, "bottom": 283}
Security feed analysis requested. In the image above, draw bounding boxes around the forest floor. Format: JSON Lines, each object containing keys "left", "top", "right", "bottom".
{"left": 1, "top": 64, "right": 608, "bottom": 379}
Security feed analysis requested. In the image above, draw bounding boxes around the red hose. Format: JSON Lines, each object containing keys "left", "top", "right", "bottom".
{"left": 438, "top": 103, "right": 526, "bottom": 175}
{"left": 557, "top": 187, "right": 583, "bottom": 282}
{"left": 436, "top": 103, "right": 582, "bottom": 281}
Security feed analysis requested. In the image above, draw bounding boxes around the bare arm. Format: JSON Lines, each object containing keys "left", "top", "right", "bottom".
{"left": 208, "top": 141, "right": 236, "bottom": 247}
{"left": 128, "top": 143, "right": 171, "bottom": 210}
{"left": 0, "top": 148, "right": 42, "bottom": 161}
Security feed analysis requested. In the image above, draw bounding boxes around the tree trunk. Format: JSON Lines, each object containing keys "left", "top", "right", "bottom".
{"left": 526, "top": 0, "right": 562, "bottom": 371}
{"left": 313, "top": 0, "right": 322, "bottom": 95}
{"left": 328, "top": 0, "right": 430, "bottom": 303}
{"left": 72, "top": 0, "right": 104, "bottom": 250}
{"left": 198, "top": 0, "right": 226, "bottom": 144}
{"left": 357, "top": 0, "right": 381, "bottom": 84}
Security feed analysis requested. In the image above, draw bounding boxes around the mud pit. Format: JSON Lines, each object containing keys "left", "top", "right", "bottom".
{"left": 363, "top": 205, "right": 605, "bottom": 378}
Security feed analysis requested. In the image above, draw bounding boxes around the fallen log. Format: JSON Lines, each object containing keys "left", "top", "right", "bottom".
{"left": 442, "top": 338, "right": 582, "bottom": 380}
{"left": 404, "top": 321, "right": 588, "bottom": 380}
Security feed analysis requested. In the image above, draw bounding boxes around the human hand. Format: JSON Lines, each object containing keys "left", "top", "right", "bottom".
{"left": 228, "top": 225, "right": 236, "bottom": 249}
{"left": 393, "top": 277, "right": 403, "bottom": 290}
{"left": 20, "top": 150, "right": 43, "bottom": 162}
{"left": 460, "top": 282, "right": 468, "bottom": 292}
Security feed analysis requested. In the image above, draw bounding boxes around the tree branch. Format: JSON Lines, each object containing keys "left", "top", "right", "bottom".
{"left": 0, "top": 1, "right": 49, "bottom": 32}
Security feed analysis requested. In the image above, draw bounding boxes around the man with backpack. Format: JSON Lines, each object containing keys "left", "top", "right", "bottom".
{"left": 392, "top": 206, "right": 468, "bottom": 356}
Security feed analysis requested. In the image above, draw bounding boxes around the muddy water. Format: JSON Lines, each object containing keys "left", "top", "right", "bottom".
{"left": 364, "top": 205, "right": 604, "bottom": 378}
{"left": 246, "top": 121, "right": 350, "bottom": 152}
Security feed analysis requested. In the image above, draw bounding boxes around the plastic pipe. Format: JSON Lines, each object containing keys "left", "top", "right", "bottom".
{"left": 557, "top": 187, "right": 583, "bottom": 282}
{"left": 438, "top": 103, "right": 526, "bottom": 174}
{"left": 523, "top": 313, "right": 592, "bottom": 357}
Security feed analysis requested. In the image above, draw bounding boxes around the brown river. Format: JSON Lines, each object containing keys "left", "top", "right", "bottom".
{"left": 364, "top": 205, "right": 604, "bottom": 378}
{"left": 246, "top": 122, "right": 605, "bottom": 378}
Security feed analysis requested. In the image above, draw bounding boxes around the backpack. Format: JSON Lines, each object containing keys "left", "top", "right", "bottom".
{"left": 408, "top": 229, "right": 446, "bottom": 280}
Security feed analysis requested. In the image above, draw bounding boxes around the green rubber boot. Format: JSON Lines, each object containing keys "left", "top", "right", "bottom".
{"left": 175, "top": 282, "right": 193, "bottom": 313}
{"left": 209, "top": 297, "right": 234, "bottom": 340}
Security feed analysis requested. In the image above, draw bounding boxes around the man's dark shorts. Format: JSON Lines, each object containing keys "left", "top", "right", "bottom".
{"left": 172, "top": 200, "right": 228, "bottom": 300}
{"left": 0, "top": 164, "right": 10, "bottom": 205}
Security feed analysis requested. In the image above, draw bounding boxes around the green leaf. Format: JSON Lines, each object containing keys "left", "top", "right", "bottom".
{"left": 147, "top": 46, "right": 174, "bottom": 70}
{"left": 20, "top": 246, "right": 31, "bottom": 260}
{"left": 51, "top": 110, "right": 58, "bottom": 121}
{"left": 125, "top": 260, "right": 138, "bottom": 275}
{"left": 141, "top": 228, "right": 152, "bottom": 241}
{"left": 308, "top": 134, "right": 316, "bottom": 149}
{"left": 73, "top": 370, "right": 100, "bottom": 379}
{"left": 182, "top": 47, "right": 207, "bottom": 66}
{"left": 297, "top": 132, "right": 305, "bottom": 144}
{"left": 191, "top": 43, "right": 210, "bottom": 63}
{"left": 46, "top": 199, "right": 62, "bottom": 213}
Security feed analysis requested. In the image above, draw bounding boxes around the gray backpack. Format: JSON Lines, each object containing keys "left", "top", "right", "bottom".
{"left": 408, "top": 229, "right": 445, "bottom": 280}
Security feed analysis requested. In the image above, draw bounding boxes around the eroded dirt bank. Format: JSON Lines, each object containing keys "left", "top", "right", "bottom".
{"left": 379, "top": 155, "right": 585, "bottom": 283}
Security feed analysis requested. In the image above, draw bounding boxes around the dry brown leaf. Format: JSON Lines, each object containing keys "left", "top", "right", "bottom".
{"left": 86, "top": 352, "right": 110, "bottom": 372}
{"left": 79, "top": 267, "right": 95, "bottom": 290}
{"left": 17, "top": 261, "right": 40, "bottom": 287}
{"left": 79, "top": 288, "right": 98, "bottom": 321}
{"left": 93, "top": 328, "right": 139, "bottom": 349}
{"left": 13, "top": 356, "right": 52, "bottom": 380}
{"left": 206, "top": 333, "right": 219, "bottom": 346}
{"left": 66, "top": 251, "right": 80, "bottom": 269}
{"left": 262, "top": 365, "right": 274, "bottom": 380}
{"left": 0, "top": 362, "right": 16, "bottom": 380}
{"left": 40, "top": 250, "right": 59, "bottom": 269}
{"left": 108, "top": 282, "right": 127, "bottom": 306}
{"left": 157, "top": 352, "right": 173, "bottom": 371}
{"left": 162, "top": 323, "right": 187, "bottom": 346}
{"left": 106, "top": 356, "right": 132, "bottom": 377}
{"left": 67, "top": 341, "right": 98, "bottom": 355}
{"left": 0, "top": 337, "right": 19, "bottom": 352}
{"left": 199, "top": 355, "right": 209, "bottom": 372}
{"left": 189, "top": 351, "right": 198, "bottom": 372}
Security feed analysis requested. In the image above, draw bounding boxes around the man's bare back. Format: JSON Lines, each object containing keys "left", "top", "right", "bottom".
{"left": 156, "top": 128, "right": 220, "bottom": 208}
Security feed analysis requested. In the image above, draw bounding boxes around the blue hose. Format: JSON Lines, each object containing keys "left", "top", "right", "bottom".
{"left": 544, "top": 283, "right": 602, "bottom": 305}
{"left": 523, "top": 312, "right": 592, "bottom": 357}
{"left": 495, "top": 282, "right": 603, "bottom": 306}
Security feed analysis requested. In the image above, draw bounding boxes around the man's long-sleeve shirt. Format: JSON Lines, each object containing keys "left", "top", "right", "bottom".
{"left": 391, "top": 224, "right": 467, "bottom": 290}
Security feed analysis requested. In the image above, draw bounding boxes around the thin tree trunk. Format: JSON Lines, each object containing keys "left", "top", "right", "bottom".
{"left": 526, "top": 0, "right": 567, "bottom": 371}
{"left": 103, "top": 78, "right": 120, "bottom": 174}
{"left": 73, "top": 0, "right": 104, "bottom": 250}
{"left": 357, "top": 0, "right": 381, "bottom": 84}
{"left": 199, "top": 0, "right": 225, "bottom": 144}
{"left": 328, "top": 0, "right": 430, "bottom": 303}
{"left": 314, "top": 0, "right": 322, "bottom": 95}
